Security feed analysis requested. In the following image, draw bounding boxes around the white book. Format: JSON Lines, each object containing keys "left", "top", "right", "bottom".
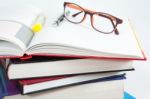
{"left": 4, "top": 79, "right": 124, "bottom": 99}
{"left": 1, "top": 58, "right": 133, "bottom": 79}
{"left": 0, "top": 1, "right": 146, "bottom": 60}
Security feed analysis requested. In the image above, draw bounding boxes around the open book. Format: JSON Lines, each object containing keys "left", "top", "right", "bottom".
{"left": 0, "top": 5, "right": 146, "bottom": 60}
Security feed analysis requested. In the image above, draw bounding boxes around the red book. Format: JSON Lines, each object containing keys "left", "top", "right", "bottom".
{"left": 19, "top": 76, "right": 70, "bottom": 85}
{"left": 0, "top": 8, "right": 147, "bottom": 61}
{"left": 18, "top": 72, "right": 125, "bottom": 94}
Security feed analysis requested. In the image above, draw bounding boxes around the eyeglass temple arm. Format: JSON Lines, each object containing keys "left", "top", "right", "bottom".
{"left": 72, "top": 11, "right": 83, "bottom": 17}
{"left": 111, "top": 20, "right": 119, "bottom": 35}
{"left": 111, "top": 18, "right": 123, "bottom": 35}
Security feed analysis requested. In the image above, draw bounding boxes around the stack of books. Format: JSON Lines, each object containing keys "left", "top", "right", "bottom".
{"left": 0, "top": 1, "right": 146, "bottom": 99}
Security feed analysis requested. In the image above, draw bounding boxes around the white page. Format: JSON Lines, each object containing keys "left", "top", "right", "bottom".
{"left": 0, "top": 5, "right": 43, "bottom": 50}
{"left": 28, "top": 0, "right": 143, "bottom": 58}
{"left": 0, "top": 21, "right": 26, "bottom": 50}
{"left": 29, "top": 17, "right": 142, "bottom": 58}
{"left": 0, "top": 5, "right": 42, "bottom": 28}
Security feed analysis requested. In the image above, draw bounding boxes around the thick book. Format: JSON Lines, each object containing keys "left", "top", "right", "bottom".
{"left": 0, "top": 3, "right": 146, "bottom": 60}
{"left": 18, "top": 72, "right": 125, "bottom": 94}
{"left": 4, "top": 77, "right": 125, "bottom": 99}
{"left": 1, "top": 58, "right": 134, "bottom": 79}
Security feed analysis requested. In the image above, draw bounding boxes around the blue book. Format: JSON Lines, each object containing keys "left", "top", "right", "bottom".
{"left": 124, "top": 92, "right": 136, "bottom": 99}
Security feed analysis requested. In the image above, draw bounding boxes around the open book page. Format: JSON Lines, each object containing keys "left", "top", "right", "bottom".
{"left": 0, "top": 5, "right": 43, "bottom": 28}
{"left": 0, "top": 5, "right": 44, "bottom": 53}
{"left": 27, "top": 17, "right": 143, "bottom": 59}
{"left": 0, "top": 41, "right": 24, "bottom": 56}
{"left": 26, "top": 0, "right": 144, "bottom": 59}
{"left": 0, "top": 21, "right": 33, "bottom": 51}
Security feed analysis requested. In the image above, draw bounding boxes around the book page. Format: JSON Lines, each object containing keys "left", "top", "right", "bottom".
{"left": 27, "top": 0, "right": 143, "bottom": 58}
{"left": 0, "top": 20, "right": 33, "bottom": 51}
{"left": 0, "top": 5, "right": 42, "bottom": 51}
{"left": 0, "top": 5, "right": 42, "bottom": 28}
{"left": 28, "top": 17, "right": 143, "bottom": 58}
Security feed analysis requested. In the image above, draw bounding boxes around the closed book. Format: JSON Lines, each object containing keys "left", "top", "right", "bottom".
{"left": 4, "top": 77, "right": 125, "bottom": 99}
{"left": 1, "top": 58, "right": 134, "bottom": 79}
{"left": 18, "top": 72, "right": 125, "bottom": 94}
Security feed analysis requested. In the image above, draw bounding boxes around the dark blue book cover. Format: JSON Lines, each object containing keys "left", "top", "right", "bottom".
{"left": 0, "top": 64, "right": 20, "bottom": 99}
{"left": 0, "top": 65, "right": 8, "bottom": 94}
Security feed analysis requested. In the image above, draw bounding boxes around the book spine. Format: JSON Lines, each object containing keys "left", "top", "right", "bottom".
{"left": 0, "top": 66, "right": 8, "bottom": 94}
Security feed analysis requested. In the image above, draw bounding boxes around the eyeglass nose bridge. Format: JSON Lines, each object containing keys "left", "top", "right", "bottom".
{"left": 84, "top": 11, "right": 93, "bottom": 15}
{"left": 82, "top": 11, "right": 94, "bottom": 23}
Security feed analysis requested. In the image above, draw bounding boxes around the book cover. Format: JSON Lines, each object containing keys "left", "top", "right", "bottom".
{"left": 3, "top": 79, "right": 125, "bottom": 99}
{"left": 0, "top": 65, "right": 20, "bottom": 98}
{"left": 19, "top": 73, "right": 125, "bottom": 94}
{"left": 5, "top": 58, "right": 134, "bottom": 79}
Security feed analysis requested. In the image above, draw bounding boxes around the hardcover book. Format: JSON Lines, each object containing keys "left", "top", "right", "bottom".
{"left": 4, "top": 77, "right": 125, "bottom": 99}
{"left": 0, "top": 3, "right": 146, "bottom": 60}
{"left": 18, "top": 72, "right": 125, "bottom": 94}
{"left": 1, "top": 58, "right": 134, "bottom": 79}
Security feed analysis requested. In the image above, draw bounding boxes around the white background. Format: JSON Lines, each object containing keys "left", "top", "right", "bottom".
{"left": 0, "top": 0, "right": 150, "bottom": 99}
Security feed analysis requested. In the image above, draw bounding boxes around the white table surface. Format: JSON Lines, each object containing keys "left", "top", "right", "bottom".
{"left": 0, "top": 0, "right": 150, "bottom": 99}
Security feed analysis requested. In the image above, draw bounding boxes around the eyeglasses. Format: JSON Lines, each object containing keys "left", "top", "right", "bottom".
{"left": 55, "top": 2, "right": 123, "bottom": 35}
